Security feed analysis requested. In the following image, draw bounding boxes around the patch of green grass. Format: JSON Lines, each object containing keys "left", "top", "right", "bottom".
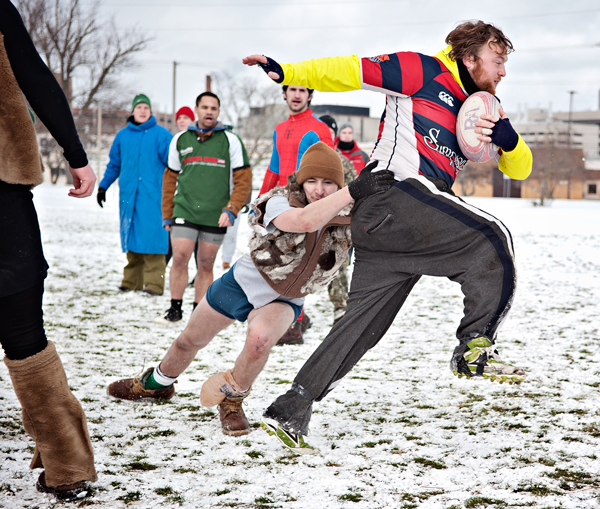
{"left": 417, "top": 489, "right": 445, "bottom": 500}
{"left": 414, "top": 457, "right": 446, "bottom": 469}
{"left": 188, "top": 410, "right": 217, "bottom": 421}
{"left": 214, "top": 488, "right": 232, "bottom": 496}
{"left": 464, "top": 496, "right": 507, "bottom": 508}
{"left": 246, "top": 450, "right": 264, "bottom": 459}
{"left": 125, "top": 461, "right": 158, "bottom": 471}
{"left": 490, "top": 405, "right": 522, "bottom": 415}
{"left": 167, "top": 494, "right": 185, "bottom": 505}
{"left": 545, "top": 468, "right": 596, "bottom": 490}
{"left": 514, "top": 483, "right": 559, "bottom": 496}
{"left": 538, "top": 457, "right": 556, "bottom": 467}
{"left": 136, "top": 429, "right": 176, "bottom": 440}
{"left": 582, "top": 424, "right": 600, "bottom": 437}
{"left": 360, "top": 438, "right": 392, "bottom": 448}
{"left": 117, "top": 490, "right": 141, "bottom": 503}
{"left": 226, "top": 478, "right": 249, "bottom": 485}
{"left": 173, "top": 467, "right": 197, "bottom": 473}
{"left": 338, "top": 493, "right": 363, "bottom": 502}
{"left": 154, "top": 486, "right": 174, "bottom": 496}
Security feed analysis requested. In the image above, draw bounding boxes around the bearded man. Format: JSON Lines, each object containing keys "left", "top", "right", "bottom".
{"left": 243, "top": 20, "right": 533, "bottom": 453}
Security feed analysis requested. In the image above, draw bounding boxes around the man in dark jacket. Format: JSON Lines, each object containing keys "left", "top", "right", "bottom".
{"left": 106, "top": 142, "right": 394, "bottom": 438}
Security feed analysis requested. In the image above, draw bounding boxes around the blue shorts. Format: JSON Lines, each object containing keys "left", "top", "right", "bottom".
{"left": 205, "top": 266, "right": 302, "bottom": 323}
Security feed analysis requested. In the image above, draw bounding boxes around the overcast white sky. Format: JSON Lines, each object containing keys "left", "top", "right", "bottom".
{"left": 99, "top": 0, "right": 600, "bottom": 119}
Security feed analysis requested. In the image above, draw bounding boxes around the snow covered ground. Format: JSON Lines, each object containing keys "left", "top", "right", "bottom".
{"left": 1, "top": 184, "right": 599, "bottom": 508}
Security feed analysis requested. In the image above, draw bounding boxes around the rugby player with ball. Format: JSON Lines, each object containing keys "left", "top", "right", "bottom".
{"left": 244, "top": 20, "right": 532, "bottom": 453}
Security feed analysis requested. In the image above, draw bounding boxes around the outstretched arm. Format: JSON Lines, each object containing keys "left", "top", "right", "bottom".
{"left": 273, "top": 166, "right": 395, "bottom": 233}
{"left": 243, "top": 54, "right": 362, "bottom": 92}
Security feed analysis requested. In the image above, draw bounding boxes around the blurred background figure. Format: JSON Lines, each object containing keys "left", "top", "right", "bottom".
{"left": 336, "top": 122, "right": 369, "bottom": 175}
{"left": 175, "top": 106, "right": 195, "bottom": 132}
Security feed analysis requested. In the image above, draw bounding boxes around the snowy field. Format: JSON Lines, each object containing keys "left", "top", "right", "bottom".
{"left": 1, "top": 183, "right": 600, "bottom": 509}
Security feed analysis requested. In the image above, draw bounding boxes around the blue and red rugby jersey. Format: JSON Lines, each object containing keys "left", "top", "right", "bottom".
{"left": 361, "top": 51, "right": 469, "bottom": 187}
{"left": 260, "top": 108, "right": 334, "bottom": 195}
{"left": 276, "top": 49, "right": 531, "bottom": 186}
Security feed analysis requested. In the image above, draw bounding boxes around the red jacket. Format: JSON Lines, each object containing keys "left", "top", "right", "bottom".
{"left": 335, "top": 138, "right": 369, "bottom": 175}
{"left": 260, "top": 109, "right": 334, "bottom": 195}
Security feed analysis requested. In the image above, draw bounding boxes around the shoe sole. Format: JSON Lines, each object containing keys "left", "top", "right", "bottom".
{"left": 153, "top": 316, "right": 182, "bottom": 326}
{"left": 222, "top": 428, "right": 250, "bottom": 437}
{"left": 260, "top": 417, "right": 319, "bottom": 456}
{"left": 453, "top": 370, "right": 526, "bottom": 384}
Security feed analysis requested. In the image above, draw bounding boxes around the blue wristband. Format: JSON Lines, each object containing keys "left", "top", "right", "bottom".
{"left": 258, "top": 56, "right": 284, "bottom": 84}
{"left": 490, "top": 117, "right": 518, "bottom": 152}
{"left": 223, "top": 209, "right": 236, "bottom": 224}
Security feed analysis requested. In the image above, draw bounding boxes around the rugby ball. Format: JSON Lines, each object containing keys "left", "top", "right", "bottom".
{"left": 456, "top": 91, "right": 500, "bottom": 163}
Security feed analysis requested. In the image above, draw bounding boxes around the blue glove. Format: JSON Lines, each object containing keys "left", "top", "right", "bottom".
{"left": 490, "top": 117, "right": 518, "bottom": 152}
{"left": 258, "top": 56, "right": 284, "bottom": 84}
{"left": 223, "top": 209, "right": 236, "bottom": 225}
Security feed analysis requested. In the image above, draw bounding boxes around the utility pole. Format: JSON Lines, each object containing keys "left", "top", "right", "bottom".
{"left": 172, "top": 61, "right": 179, "bottom": 116}
{"left": 96, "top": 103, "right": 102, "bottom": 182}
{"left": 206, "top": 74, "right": 212, "bottom": 92}
{"left": 566, "top": 90, "right": 577, "bottom": 200}
{"left": 566, "top": 90, "right": 577, "bottom": 148}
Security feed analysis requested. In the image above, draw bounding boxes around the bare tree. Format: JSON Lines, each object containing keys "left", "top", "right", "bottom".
{"left": 212, "top": 72, "right": 286, "bottom": 168}
{"left": 530, "top": 145, "right": 586, "bottom": 205}
{"left": 455, "top": 160, "right": 494, "bottom": 196}
{"left": 16, "top": 0, "right": 150, "bottom": 124}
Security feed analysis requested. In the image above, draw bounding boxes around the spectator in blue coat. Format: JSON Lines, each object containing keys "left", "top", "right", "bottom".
{"left": 97, "top": 94, "right": 172, "bottom": 295}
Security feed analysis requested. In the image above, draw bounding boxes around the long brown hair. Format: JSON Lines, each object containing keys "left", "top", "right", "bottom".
{"left": 445, "top": 21, "right": 514, "bottom": 62}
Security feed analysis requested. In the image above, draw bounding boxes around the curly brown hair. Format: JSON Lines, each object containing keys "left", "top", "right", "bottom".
{"left": 445, "top": 20, "right": 514, "bottom": 62}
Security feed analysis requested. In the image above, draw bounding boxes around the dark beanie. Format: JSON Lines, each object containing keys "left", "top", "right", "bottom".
{"left": 296, "top": 142, "right": 344, "bottom": 189}
{"left": 132, "top": 93, "right": 151, "bottom": 111}
{"left": 319, "top": 115, "right": 338, "bottom": 136}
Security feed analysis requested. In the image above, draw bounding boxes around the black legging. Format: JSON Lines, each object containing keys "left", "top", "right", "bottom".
{"left": 0, "top": 280, "right": 48, "bottom": 360}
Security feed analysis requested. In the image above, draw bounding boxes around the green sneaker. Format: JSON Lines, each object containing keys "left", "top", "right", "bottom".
{"left": 451, "top": 336, "right": 526, "bottom": 384}
{"left": 260, "top": 416, "right": 319, "bottom": 455}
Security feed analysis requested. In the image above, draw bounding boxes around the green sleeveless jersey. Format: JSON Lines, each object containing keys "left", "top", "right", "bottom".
{"left": 169, "top": 129, "right": 248, "bottom": 227}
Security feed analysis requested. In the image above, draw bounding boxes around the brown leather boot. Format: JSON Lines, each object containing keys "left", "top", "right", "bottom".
{"left": 5, "top": 341, "right": 97, "bottom": 489}
{"left": 218, "top": 397, "right": 250, "bottom": 436}
{"left": 106, "top": 367, "right": 175, "bottom": 401}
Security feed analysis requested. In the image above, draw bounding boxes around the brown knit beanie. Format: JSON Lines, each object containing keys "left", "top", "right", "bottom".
{"left": 296, "top": 142, "right": 344, "bottom": 189}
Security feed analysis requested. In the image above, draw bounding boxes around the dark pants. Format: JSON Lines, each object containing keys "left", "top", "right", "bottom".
{"left": 0, "top": 181, "right": 49, "bottom": 359}
{"left": 265, "top": 177, "right": 516, "bottom": 434}
{"left": 0, "top": 281, "right": 48, "bottom": 360}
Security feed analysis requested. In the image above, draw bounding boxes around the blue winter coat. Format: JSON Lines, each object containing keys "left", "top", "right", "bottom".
{"left": 99, "top": 116, "right": 172, "bottom": 254}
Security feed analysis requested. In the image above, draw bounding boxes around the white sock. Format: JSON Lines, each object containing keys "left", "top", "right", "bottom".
{"left": 152, "top": 364, "right": 178, "bottom": 386}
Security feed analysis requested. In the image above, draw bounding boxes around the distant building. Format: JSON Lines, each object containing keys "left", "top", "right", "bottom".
{"left": 455, "top": 105, "right": 600, "bottom": 200}
{"left": 244, "top": 103, "right": 381, "bottom": 145}
{"left": 310, "top": 105, "right": 380, "bottom": 144}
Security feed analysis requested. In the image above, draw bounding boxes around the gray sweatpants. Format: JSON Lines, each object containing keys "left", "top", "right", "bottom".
{"left": 264, "top": 176, "right": 516, "bottom": 434}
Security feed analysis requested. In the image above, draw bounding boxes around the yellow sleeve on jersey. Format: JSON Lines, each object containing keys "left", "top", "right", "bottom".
{"left": 280, "top": 55, "right": 362, "bottom": 92}
{"left": 498, "top": 134, "right": 532, "bottom": 180}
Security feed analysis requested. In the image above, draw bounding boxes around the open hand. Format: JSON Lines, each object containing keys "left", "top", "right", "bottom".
{"left": 242, "top": 55, "right": 283, "bottom": 82}
{"left": 69, "top": 164, "right": 96, "bottom": 198}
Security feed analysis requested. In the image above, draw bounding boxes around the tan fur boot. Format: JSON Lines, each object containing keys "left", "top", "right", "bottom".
{"left": 4, "top": 341, "right": 97, "bottom": 488}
